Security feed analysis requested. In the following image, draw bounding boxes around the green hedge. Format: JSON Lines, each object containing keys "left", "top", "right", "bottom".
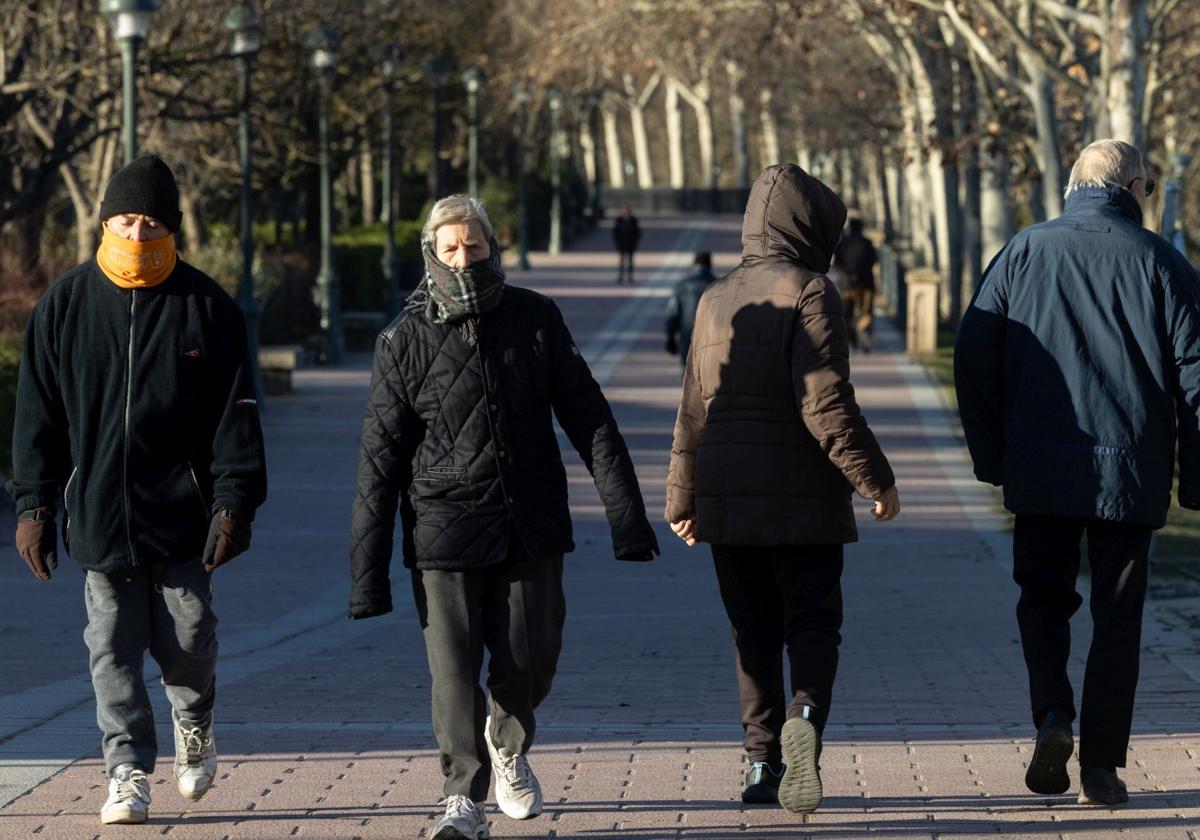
{"left": 334, "top": 220, "right": 425, "bottom": 311}
{"left": 0, "top": 336, "right": 21, "bottom": 476}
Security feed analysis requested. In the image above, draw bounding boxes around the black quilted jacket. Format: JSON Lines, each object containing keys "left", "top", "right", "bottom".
{"left": 348, "top": 286, "right": 657, "bottom": 618}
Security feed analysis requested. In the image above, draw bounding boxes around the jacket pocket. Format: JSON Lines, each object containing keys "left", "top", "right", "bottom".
{"left": 418, "top": 466, "right": 467, "bottom": 483}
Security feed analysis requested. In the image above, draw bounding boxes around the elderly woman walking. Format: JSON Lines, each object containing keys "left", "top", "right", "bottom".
{"left": 666, "top": 164, "right": 900, "bottom": 814}
{"left": 348, "top": 196, "right": 659, "bottom": 840}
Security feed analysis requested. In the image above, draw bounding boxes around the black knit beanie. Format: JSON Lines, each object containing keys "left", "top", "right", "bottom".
{"left": 99, "top": 155, "right": 183, "bottom": 233}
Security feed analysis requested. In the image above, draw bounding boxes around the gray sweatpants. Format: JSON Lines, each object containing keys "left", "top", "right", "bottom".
{"left": 83, "top": 560, "right": 218, "bottom": 775}
{"left": 412, "top": 547, "right": 565, "bottom": 801}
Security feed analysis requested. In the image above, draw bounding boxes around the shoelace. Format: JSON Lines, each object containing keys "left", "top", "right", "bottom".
{"left": 114, "top": 774, "right": 149, "bottom": 803}
{"left": 177, "top": 723, "right": 211, "bottom": 766}
{"left": 497, "top": 753, "right": 533, "bottom": 790}
{"left": 442, "top": 794, "right": 478, "bottom": 820}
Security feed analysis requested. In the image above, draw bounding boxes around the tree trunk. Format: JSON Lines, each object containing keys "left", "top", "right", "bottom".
{"left": 629, "top": 103, "right": 654, "bottom": 189}
{"left": 981, "top": 140, "right": 1014, "bottom": 264}
{"left": 674, "top": 72, "right": 716, "bottom": 188}
{"left": 759, "top": 89, "right": 780, "bottom": 168}
{"left": 579, "top": 115, "right": 598, "bottom": 188}
{"left": 179, "top": 191, "right": 205, "bottom": 252}
{"left": 1106, "top": 0, "right": 1149, "bottom": 148}
{"left": 665, "top": 77, "right": 685, "bottom": 189}
{"left": 360, "top": 141, "right": 376, "bottom": 225}
{"left": 726, "top": 59, "right": 750, "bottom": 189}
{"left": 601, "top": 99, "right": 626, "bottom": 189}
{"left": 885, "top": 154, "right": 904, "bottom": 241}
{"left": 839, "top": 149, "right": 859, "bottom": 210}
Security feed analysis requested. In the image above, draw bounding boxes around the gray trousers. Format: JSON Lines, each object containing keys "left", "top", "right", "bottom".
{"left": 412, "top": 548, "right": 565, "bottom": 801}
{"left": 83, "top": 560, "right": 218, "bottom": 775}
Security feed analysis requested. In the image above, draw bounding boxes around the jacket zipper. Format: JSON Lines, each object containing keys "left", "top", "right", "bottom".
{"left": 63, "top": 467, "right": 78, "bottom": 512}
{"left": 475, "top": 320, "right": 535, "bottom": 558}
{"left": 188, "top": 463, "right": 210, "bottom": 522}
{"left": 123, "top": 291, "right": 139, "bottom": 566}
{"left": 63, "top": 466, "right": 78, "bottom": 534}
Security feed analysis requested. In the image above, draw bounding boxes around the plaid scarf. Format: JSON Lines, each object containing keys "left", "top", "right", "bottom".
{"left": 405, "top": 238, "right": 506, "bottom": 345}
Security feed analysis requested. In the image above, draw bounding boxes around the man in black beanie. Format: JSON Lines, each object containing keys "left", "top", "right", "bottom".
{"left": 8, "top": 154, "right": 268, "bottom": 824}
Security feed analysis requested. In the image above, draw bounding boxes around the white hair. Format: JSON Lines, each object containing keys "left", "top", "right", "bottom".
{"left": 1064, "top": 139, "right": 1146, "bottom": 199}
{"left": 422, "top": 194, "right": 494, "bottom": 244}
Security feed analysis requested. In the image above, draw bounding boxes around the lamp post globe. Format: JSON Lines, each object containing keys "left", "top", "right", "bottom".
{"left": 378, "top": 42, "right": 406, "bottom": 317}
{"left": 222, "top": 3, "right": 265, "bottom": 403}
{"left": 100, "top": 0, "right": 158, "bottom": 162}
{"left": 304, "top": 25, "right": 344, "bottom": 364}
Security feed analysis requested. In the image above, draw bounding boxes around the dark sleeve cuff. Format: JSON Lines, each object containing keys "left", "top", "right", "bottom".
{"left": 348, "top": 599, "right": 394, "bottom": 620}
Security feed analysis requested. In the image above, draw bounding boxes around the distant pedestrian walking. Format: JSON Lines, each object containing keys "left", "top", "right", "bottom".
{"left": 665, "top": 165, "right": 900, "bottom": 815}
{"left": 665, "top": 251, "right": 716, "bottom": 368}
{"left": 7, "top": 155, "right": 267, "bottom": 826}
{"left": 955, "top": 139, "right": 1200, "bottom": 807}
{"left": 348, "top": 195, "right": 660, "bottom": 840}
{"left": 833, "top": 217, "right": 878, "bottom": 351}
{"left": 613, "top": 204, "right": 641, "bottom": 285}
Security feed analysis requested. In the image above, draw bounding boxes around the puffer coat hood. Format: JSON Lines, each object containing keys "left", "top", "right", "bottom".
{"left": 741, "top": 164, "right": 847, "bottom": 272}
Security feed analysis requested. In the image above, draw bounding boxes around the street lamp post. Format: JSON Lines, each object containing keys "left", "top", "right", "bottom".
{"left": 513, "top": 82, "right": 531, "bottom": 270}
{"left": 424, "top": 56, "right": 449, "bottom": 200}
{"left": 223, "top": 3, "right": 265, "bottom": 404}
{"left": 547, "top": 87, "right": 563, "bottom": 255}
{"left": 305, "top": 25, "right": 344, "bottom": 364}
{"left": 100, "top": 0, "right": 158, "bottom": 163}
{"left": 378, "top": 43, "right": 406, "bottom": 318}
{"left": 463, "top": 66, "right": 484, "bottom": 196}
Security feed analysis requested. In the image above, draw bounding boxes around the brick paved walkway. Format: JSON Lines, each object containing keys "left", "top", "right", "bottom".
{"left": 2, "top": 216, "right": 1199, "bottom": 838}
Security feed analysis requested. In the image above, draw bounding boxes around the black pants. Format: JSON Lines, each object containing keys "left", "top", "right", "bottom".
{"left": 1012, "top": 514, "right": 1152, "bottom": 769}
{"left": 617, "top": 249, "right": 635, "bottom": 284}
{"left": 412, "top": 546, "right": 565, "bottom": 801}
{"left": 712, "top": 544, "right": 844, "bottom": 766}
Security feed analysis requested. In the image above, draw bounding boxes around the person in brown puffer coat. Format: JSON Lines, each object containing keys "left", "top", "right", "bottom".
{"left": 665, "top": 164, "right": 900, "bottom": 814}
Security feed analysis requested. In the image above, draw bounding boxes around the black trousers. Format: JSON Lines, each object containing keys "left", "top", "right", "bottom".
{"left": 712, "top": 544, "right": 844, "bottom": 766}
{"left": 617, "top": 249, "right": 635, "bottom": 284}
{"left": 1012, "top": 514, "right": 1152, "bottom": 769}
{"left": 412, "top": 544, "right": 565, "bottom": 801}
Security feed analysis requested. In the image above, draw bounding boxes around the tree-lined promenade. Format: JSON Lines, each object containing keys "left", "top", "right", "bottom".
{"left": 3, "top": 2, "right": 1198, "bottom": 334}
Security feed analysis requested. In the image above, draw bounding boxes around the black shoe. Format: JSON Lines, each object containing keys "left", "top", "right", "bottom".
{"left": 742, "top": 761, "right": 784, "bottom": 804}
{"left": 1078, "top": 766, "right": 1129, "bottom": 806}
{"left": 1025, "top": 710, "right": 1074, "bottom": 795}
{"left": 778, "top": 715, "right": 822, "bottom": 814}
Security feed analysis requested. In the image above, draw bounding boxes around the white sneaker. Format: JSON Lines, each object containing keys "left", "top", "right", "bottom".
{"left": 100, "top": 765, "right": 151, "bottom": 825}
{"left": 484, "top": 714, "right": 543, "bottom": 819}
{"left": 172, "top": 709, "right": 217, "bottom": 801}
{"left": 432, "top": 794, "right": 490, "bottom": 840}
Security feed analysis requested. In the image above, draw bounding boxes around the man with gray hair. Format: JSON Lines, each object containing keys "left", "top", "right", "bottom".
{"left": 956, "top": 139, "right": 1200, "bottom": 806}
{"left": 348, "top": 195, "right": 660, "bottom": 839}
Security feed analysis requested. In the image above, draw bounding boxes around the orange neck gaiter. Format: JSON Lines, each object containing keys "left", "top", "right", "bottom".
{"left": 96, "top": 227, "right": 177, "bottom": 289}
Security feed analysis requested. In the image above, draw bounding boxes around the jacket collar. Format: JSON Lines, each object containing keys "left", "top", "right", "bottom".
{"left": 1063, "top": 185, "right": 1144, "bottom": 227}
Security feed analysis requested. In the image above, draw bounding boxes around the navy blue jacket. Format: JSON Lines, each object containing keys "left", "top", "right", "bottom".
{"left": 954, "top": 186, "right": 1200, "bottom": 527}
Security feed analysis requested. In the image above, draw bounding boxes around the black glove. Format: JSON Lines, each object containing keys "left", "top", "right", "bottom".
{"left": 16, "top": 507, "right": 57, "bottom": 581}
{"left": 665, "top": 335, "right": 679, "bottom": 356}
{"left": 201, "top": 509, "right": 252, "bottom": 572}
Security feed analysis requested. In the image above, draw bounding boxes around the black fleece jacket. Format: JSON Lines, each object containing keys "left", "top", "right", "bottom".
{"left": 7, "top": 258, "right": 267, "bottom": 574}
